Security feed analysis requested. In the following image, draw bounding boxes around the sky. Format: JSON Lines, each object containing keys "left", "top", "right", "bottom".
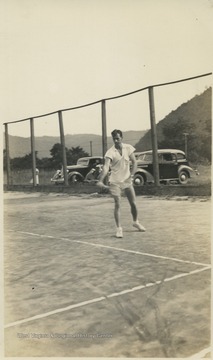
{"left": 0, "top": 0, "right": 212, "bottom": 139}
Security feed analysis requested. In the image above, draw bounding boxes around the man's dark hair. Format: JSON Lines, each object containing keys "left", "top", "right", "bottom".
{"left": 111, "top": 129, "right": 123, "bottom": 138}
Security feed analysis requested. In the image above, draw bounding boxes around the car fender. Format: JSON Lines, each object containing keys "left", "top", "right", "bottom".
{"left": 135, "top": 168, "right": 153, "bottom": 182}
{"left": 51, "top": 170, "right": 63, "bottom": 183}
{"left": 68, "top": 171, "right": 84, "bottom": 181}
{"left": 178, "top": 164, "right": 194, "bottom": 177}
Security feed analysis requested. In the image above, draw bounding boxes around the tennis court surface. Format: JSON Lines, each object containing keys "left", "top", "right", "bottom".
{"left": 3, "top": 191, "right": 211, "bottom": 357}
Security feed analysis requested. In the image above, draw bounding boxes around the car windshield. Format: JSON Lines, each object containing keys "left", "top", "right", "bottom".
{"left": 137, "top": 153, "right": 153, "bottom": 162}
{"left": 77, "top": 158, "right": 89, "bottom": 166}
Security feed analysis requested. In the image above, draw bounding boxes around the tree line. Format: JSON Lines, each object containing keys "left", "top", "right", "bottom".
{"left": 3, "top": 143, "right": 89, "bottom": 170}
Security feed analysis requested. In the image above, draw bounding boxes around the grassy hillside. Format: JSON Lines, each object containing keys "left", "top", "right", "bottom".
{"left": 135, "top": 87, "right": 211, "bottom": 163}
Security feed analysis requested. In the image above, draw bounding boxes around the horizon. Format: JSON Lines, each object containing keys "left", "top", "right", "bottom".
{"left": 4, "top": 129, "right": 147, "bottom": 139}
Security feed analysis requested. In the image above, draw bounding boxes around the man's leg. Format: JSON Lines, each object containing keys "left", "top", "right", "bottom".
{"left": 124, "top": 185, "right": 137, "bottom": 221}
{"left": 113, "top": 195, "right": 121, "bottom": 228}
{"left": 110, "top": 184, "right": 123, "bottom": 237}
{"left": 125, "top": 185, "right": 146, "bottom": 232}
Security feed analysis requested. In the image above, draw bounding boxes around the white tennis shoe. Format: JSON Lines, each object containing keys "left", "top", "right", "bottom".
{"left": 116, "top": 227, "right": 123, "bottom": 238}
{"left": 133, "top": 221, "right": 146, "bottom": 232}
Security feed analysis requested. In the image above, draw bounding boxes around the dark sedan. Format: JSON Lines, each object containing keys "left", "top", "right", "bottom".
{"left": 133, "top": 149, "right": 198, "bottom": 185}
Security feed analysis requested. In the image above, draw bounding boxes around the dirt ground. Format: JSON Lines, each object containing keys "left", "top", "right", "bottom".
{"left": 3, "top": 191, "right": 211, "bottom": 358}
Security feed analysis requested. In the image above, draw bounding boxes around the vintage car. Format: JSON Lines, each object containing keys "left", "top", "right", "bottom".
{"left": 51, "top": 156, "right": 103, "bottom": 185}
{"left": 133, "top": 149, "right": 198, "bottom": 186}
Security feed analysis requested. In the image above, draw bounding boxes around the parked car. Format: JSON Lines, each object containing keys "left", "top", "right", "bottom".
{"left": 133, "top": 149, "right": 198, "bottom": 186}
{"left": 51, "top": 156, "right": 103, "bottom": 185}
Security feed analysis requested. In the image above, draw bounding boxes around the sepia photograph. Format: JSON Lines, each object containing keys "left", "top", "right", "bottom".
{"left": 1, "top": 0, "right": 212, "bottom": 358}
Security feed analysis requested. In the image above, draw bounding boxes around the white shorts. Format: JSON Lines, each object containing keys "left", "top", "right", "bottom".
{"left": 109, "top": 177, "right": 132, "bottom": 197}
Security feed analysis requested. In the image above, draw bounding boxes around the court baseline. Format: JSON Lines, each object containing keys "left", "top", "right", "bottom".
{"left": 5, "top": 265, "right": 210, "bottom": 329}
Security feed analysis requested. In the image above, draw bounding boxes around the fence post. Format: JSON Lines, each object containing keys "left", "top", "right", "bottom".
{"left": 4, "top": 123, "right": 11, "bottom": 186}
{"left": 148, "top": 87, "right": 160, "bottom": 186}
{"left": 58, "top": 111, "right": 68, "bottom": 185}
{"left": 183, "top": 132, "right": 189, "bottom": 157}
{"left": 101, "top": 100, "right": 107, "bottom": 158}
{"left": 30, "top": 118, "right": 37, "bottom": 186}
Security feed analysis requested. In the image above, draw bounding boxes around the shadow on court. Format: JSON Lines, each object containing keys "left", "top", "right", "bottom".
{"left": 3, "top": 192, "right": 211, "bottom": 357}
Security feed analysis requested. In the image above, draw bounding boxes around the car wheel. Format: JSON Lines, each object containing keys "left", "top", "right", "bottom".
{"left": 68, "top": 174, "right": 82, "bottom": 184}
{"left": 133, "top": 174, "right": 146, "bottom": 186}
{"left": 178, "top": 170, "right": 189, "bottom": 184}
{"left": 85, "top": 171, "right": 96, "bottom": 182}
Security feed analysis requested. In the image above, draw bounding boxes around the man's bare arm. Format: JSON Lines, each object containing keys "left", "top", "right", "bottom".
{"left": 129, "top": 152, "right": 137, "bottom": 176}
{"left": 97, "top": 157, "right": 111, "bottom": 188}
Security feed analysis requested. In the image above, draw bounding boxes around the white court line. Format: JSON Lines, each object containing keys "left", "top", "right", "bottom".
{"left": 188, "top": 346, "right": 211, "bottom": 358}
{"left": 14, "top": 230, "right": 211, "bottom": 267}
{"left": 4, "top": 265, "right": 210, "bottom": 329}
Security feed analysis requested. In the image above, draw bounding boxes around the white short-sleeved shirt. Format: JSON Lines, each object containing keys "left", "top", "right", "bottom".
{"left": 105, "top": 143, "right": 135, "bottom": 183}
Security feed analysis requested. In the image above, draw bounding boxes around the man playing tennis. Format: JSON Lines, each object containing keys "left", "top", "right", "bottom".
{"left": 97, "top": 129, "right": 145, "bottom": 238}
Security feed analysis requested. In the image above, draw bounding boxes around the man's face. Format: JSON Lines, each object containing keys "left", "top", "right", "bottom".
{"left": 112, "top": 133, "right": 123, "bottom": 148}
